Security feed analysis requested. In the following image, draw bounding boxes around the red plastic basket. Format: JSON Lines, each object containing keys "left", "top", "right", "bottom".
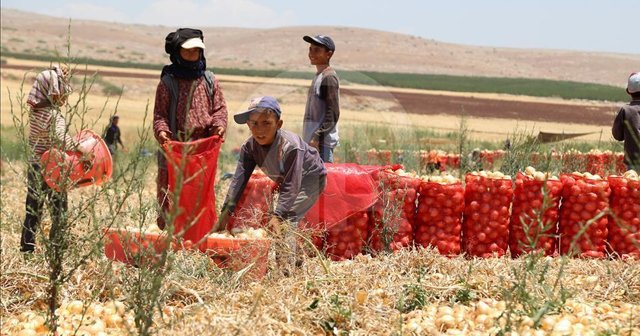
{"left": 103, "top": 228, "right": 172, "bottom": 265}
{"left": 41, "top": 130, "right": 113, "bottom": 191}
{"left": 199, "top": 236, "right": 271, "bottom": 280}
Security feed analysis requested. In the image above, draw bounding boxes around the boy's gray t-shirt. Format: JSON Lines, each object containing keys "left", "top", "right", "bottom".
{"left": 224, "top": 129, "right": 327, "bottom": 219}
{"left": 303, "top": 67, "right": 340, "bottom": 148}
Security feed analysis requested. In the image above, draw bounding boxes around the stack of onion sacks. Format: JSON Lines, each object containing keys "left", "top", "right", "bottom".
{"left": 559, "top": 172, "right": 610, "bottom": 258}
{"left": 509, "top": 167, "right": 562, "bottom": 257}
{"left": 607, "top": 170, "right": 640, "bottom": 258}
{"left": 463, "top": 171, "right": 513, "bottom": 258}
{"left": 414, "top": 174, "right": 464, "bottom": 256}
{"left": 368, "top": 168, "right": 418, "bottom": 253}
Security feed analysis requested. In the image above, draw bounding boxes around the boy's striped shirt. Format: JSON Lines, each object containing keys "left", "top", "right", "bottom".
{"left": 28, "top": 107, "right": 77, "bottom": 162}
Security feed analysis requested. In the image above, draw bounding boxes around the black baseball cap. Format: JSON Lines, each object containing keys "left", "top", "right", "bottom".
{"left": 303, "top": 35, "right": 335, "bottom": 52}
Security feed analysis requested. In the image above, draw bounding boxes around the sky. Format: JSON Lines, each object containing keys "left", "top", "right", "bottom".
{"left": 2, "top": 0, "right": 639, "bottom": 54}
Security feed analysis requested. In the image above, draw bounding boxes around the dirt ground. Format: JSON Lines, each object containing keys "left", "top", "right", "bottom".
{"left": 342, "top": 88, "right": 618, "bottom": 126}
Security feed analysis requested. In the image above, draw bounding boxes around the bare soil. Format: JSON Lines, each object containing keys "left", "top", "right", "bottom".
{"left": 341, "top": 88, "right": 617, "bottom": 126}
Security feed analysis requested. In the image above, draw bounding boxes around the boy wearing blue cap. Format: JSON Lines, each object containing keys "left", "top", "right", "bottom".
{"left": 214, "top": 96, "right": 327, "bottom": 236}
{"left": 302, "top": 35, "right": 340, "bottom": 163}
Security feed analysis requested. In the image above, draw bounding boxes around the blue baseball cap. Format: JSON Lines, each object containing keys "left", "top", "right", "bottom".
{"left": 303, "top": 35, "right": 335, "bottom": 52}
{"left": 234, "top": 96, "right": 282, "bottom": 124}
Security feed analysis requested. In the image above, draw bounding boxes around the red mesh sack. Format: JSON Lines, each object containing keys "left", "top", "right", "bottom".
{"left": 615, "top": 153, "right": 627, "bottom": 175}
{"left": 607, "top": 175, "right": 640, "bottom": 258}
{"left": 368, "top": 170, "right": 419, "bottom": 253}
{"left": 376, "top": 170, "right": 420, "bottom": 222}
{"left": 600, "top": 151, "right": 616, "bottom": 176}
{"left": 364, "top": 149, "right": 392, "bottom": 165}
{"left": 415, "top": 180, "right": 464, "bottom": 255}
{"left": 509, "top": 172, "right": 562, "bottom": 257}
{"left": 437, "top": 156, "right": 449, "bottom": 172}
{"left": 378, "top": 150, "right": 392, "bottom": 166}
{"left": 303, "top": 163, "right": 378, "bottom": 230}
{"left": 324, "top": 211, "right": 370, "bottom": 260}
{"left": 559, "top": 174, "right": 610, "bottom": 258}
{"left": 562, "top": 151, "right": 587, "bottom": 173}
{"left": 480, "top": 150, "right": 505, "bottom": 170}
{"left": 300, "top": 163, "right": 378, "bottom": 258}
{"left": 165, "top": 135, "right": 222, "bottom": 244}
{"left": 447, "top": 154, "right": 461, "bottom": 170}
{"left": 586, "top": 152, "right": 606, "bottom": 177}
{"left": 462, "top": 173, "right": 513, "bottom": 258}
{"left": 368, "top": 214, "right": 413, "bottom": 253}
{"left": 419, "top": 150, "right": 437, "bottom": 170}
{"left": 226, "top": 171, "right": 277, "bottom": 231}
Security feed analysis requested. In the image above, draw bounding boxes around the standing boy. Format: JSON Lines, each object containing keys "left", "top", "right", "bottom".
{"left": 612, "top": 72, "right": 640, "bottom": 170}
{"left": 103, "top": 115, "right": 125, "bottom": 155}
{"left": 302, "top": 35, "right": 340, "bottom": 163}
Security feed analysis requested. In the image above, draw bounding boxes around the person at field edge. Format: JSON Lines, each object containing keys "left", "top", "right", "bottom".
{"left": 612, "top": 72, "right": 640, "bottom": 171}
{"left": 103, "top": 115, "right": 126, "bottom": 155}
{"left": 302, "top": 34, "right": 340, "bottom": 163}
{"left": 214, "top": 96, "right": 327, "bottom": 274}
{"left": 20, "top": 65, "right": 91, "bottom": 253}
{"left": 153, "top": 28, "right": 228, "bottom": 230}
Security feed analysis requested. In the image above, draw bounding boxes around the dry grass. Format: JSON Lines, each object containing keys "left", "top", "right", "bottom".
{"left": 1, "top": 56, "right": 638, "bottom": 335}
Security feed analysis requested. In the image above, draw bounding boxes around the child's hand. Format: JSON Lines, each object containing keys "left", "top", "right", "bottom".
{"left": 268, "top": 216, "right": 284, "bottom": 238}
{"left": 309, "top": 138, "right": 319, "bottom": 149}
{"left": 77, "top": 137, "right": 98, "bottom": 154}
{"left": 213, "top": 207, "right": 231, "bottom": 232}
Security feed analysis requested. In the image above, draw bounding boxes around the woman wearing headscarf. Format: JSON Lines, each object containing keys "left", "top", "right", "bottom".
{"left": 153, "top": 28, "right": 228, "bottom": 229}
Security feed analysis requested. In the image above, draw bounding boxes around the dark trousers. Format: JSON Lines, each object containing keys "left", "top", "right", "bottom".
{"left": 20, "top": 163, "right": 68, "bottom": 252}
{"left": 156, "top": 151, "right": 169, "bottom": 230}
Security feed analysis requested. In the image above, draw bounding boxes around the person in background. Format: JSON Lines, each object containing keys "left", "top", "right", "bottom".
{"left": 153, "top": 28, "right": 228, "bottom": 230}
{"left": 612, "top": 72, "right": 640, "bottom": 171}
{"left": 103, "top": 115, "right": 125, "bottom": 155}
{"left": 302, "top": 34, "right": 340, "bottom": 163}
{"left": 21, "top": 65, "right": 90, "bottom": 253}
{"left": 215, "top": 96, "right": 327, "bottom": 274}
{"left": 468, "top": 148, "right": 483, "bottom": 171}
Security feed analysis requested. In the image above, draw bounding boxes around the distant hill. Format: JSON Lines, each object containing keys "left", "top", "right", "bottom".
{"left": 1, "top": 8, "right": 638, "bottom": 87}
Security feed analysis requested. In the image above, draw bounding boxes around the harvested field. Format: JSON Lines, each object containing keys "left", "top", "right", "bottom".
{"left": 342, "top": 88, "right": 617, "bottom": 126}
{"left": 2, "top": 61, "right": 621, "bottom": 132}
